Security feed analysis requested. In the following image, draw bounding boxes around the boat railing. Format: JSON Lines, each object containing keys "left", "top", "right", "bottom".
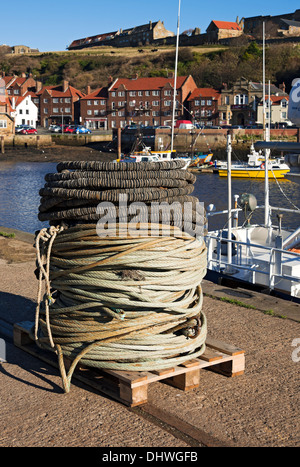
{"left": 205, "top": 232, "right": 300, "bottom": 289}
{"left": 207, "top": 204, "right": 300, "bottom": 231}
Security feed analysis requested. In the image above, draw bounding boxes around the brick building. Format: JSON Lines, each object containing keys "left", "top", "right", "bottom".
{"left": 242, "top": 9, "right": 300, "bottom": 38}
{"left": 0, "top": 98, "right": 15, "bottom": 134}
{"left": 37, "top": 81, "right": 85, "bottom": 127}
{"left": 206, "top": 21, "right": 243, "bottom": 42}
{"left": 187, "top": 88, "right": 221, "bottom": 126}
{"left": 2, "top": 73, "right": 42, "bottom": 97}
{"left": 106, "top": 75, "right": 197, "bottom": 129}
{"left": 80, "top": 87, "right": 108, "bottom": 129}
{"left": 68, "top": 20, "right": 174, "bottom": 50}
{"left": 218, "top": 78, "right": 287, "bottom": 126}
{"left": 112, "top": 21, "right": 174, "bottom": 47}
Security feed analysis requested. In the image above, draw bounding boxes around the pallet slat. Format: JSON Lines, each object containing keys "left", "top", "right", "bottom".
{"left": 13, "top": 321, "right": 245, "bottom": 407}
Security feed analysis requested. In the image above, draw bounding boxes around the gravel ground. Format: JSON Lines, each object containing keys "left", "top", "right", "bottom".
{"left": 0, "top": 235, "right": 299, "bottom": 447}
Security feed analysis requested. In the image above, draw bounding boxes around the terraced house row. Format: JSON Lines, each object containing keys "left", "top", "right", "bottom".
{"left": 0, "top": 73, "right": 291, "bottom": 130}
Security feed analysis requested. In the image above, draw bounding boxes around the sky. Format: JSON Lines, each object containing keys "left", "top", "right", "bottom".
{"left": 0, "top": 0, "right": 300, "bottom": 52}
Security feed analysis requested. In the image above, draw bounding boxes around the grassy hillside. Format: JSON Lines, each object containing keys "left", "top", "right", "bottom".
{"left": 0, "top": 42, "right": 299, "bottom": 93}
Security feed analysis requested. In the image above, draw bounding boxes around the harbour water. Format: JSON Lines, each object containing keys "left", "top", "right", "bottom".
{"left": 0, "top": 159, "right": 299, "bottom": 234}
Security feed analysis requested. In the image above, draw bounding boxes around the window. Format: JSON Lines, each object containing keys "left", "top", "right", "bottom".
{"left": 201, "top": 99, "right": 206, "bottom": 106}
{"left": 94, "top": 100, "right": 99, "bottom": 105}
{"left": 100, "top": 100, "right": 106, "bottom": 105}
{"left": 164, "top": 90, "right": 172, "bottom": 96}
{"left": 152, "top": 90, "right": 159, "bottom": 96}
{"left": 26, "top": 109, "right": 29, "bottom": 115}
{"left": 65, "top": 98, "right": 71, "bottom": 103}
{"left": 44, "top": 108, "right": 48, "bottom": 114}
{"left": 281, "top": 112, "right": 287, "bottom": 119}
{"left": 34, "top": 99, "right": 39, "bottom": 104}
{"left": 26, "top": 100, "right": 28, "bottom": 106}
{"left": 111, "top": 92, "right": 116, "bottom": 97}
{"left": 281, "top": 100, "right": 287, "bottom": 108}
{"left": 235, "top": 94, "right": 248, "bottom": 105}
{"left": 94, "top": 110, "right": 99, "bottom": 115}
{"left": 53, "top": 98, "right": 59, "bottom": 103}
{"left": 87, "top": 110, "right": 92, "bottom": 115}
{"left": 0, "top": 120, "right": 7, "bottom": 128}
{"left": 145, "top": 91, "right": 150, "bottom": 96}
{"left": 19, "top": 109, "right": 23, "bottom": 114}
{"left": 65, "top": 108, "right": 71, "bottom": 113}
{"left": 129, "top": 91, "right": 136, "bottom": 97}
{"left": 138, "top": 91, "right": 143, "bottom": 97}
{"left": 152, "top": 111, "right": 159, "bottom": 116}
{"left": 43, "top": 98, "right": 48, "bottom": 103}
{"left": 129, "top": 101, "right": 135, "bottom": 107}
{"left": 153, "top": 101, "right": 159, "bottom": 106}
{"left": 14, "top": 90, "right": 19, "bottom": 95}
{"left": 53, "top": 108, "right": 58, "bottom": 113}
{"left": 225, "top": 96, "right": 230, "bottom": 105}
{"left": 164, "top": 100, "right": 171, "bottom": 106}
{"left": 87, "top": 100, "right": 92, "bottom": 106}
{"left": 207, "top": 100, "right": 212, "bottom": 106}
{"left": 118, "top": 91, "right": 125, "bottom": 97}
{"left": 195, "top": 100, "right": 200, "bottom": 106}
{"left": 111, "top": 120, "right": 116, "bottom": 128}
{"left": 111, "top": 102, "right": 116, "bottom": 109}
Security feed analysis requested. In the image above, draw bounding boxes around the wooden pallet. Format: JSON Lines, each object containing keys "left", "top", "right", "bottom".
{"left": 13, "top": 321, "right": 245, "bottom": 407}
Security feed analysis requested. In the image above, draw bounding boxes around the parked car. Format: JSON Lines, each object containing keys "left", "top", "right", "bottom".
{"left": 50, "top": 125, "right": 62, "bottom": 133}
{"left": 231, "top": 125, "right": 243, "bottom": 129}
{"left": 64, "top": 125, "right": 77, "bottom": 133}
{"left": 15, "top": 125, "right": 28, "bottom": 133}
{"left": 20, "top": 126, "right": 37, "bottom": 135}
{"left": 74, "top": 126, "right": 92, "bottom": 134}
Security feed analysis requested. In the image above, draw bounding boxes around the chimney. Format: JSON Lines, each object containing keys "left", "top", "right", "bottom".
{"left": 36, "top": 81, "right": 42, "bottom": 92}
{"left": 87, "top": 85, "right": 91, "bottom": 95}
{"left": 63, "top": 80, "right": 69, "bottom": 92}
{"left": 149, "top": 21, "right": 152, "bottom": 30}
{"left": 108, "top": 75, "right": 113, "bottom": 83}
{"left": 21, "top": 72, "right": 26, "bottom": 78}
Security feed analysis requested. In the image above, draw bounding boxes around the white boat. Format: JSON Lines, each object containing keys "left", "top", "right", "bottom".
{"left": 115, "top": 146, "right": 191, "bottom": 169}
{"left": 205, "top": 137, "right": 300, "bottom": 300}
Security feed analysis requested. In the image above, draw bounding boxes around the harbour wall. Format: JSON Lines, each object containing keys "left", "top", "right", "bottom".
{"left": 0, "top": 131, "right": 113, "bottom": 150}
{"left": 0, "top": 128, "right": 298, "bottom": 155}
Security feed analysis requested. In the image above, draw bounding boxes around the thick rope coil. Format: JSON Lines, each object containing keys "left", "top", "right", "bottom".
{"left": 35, "top": 224, "right": 207, "bottom": 394}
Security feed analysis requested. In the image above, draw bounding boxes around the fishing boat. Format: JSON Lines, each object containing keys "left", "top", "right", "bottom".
{"left": 217, "top": 144, "right": 290, "bottom": 179}
{"left": 189, "top": 153, "right": 213, "bottom": 168}
{"left": 116, "top": 146, "right": 191, "bottom": 169}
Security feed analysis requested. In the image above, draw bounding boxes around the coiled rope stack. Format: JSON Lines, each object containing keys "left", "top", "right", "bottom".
{"left": 35, "top": 160, "right": 207, "bottom": 393}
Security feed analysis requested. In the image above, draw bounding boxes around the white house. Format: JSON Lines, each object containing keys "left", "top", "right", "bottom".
{"left": 257, "top": 95, "right": 292, "bottom": 127}
{"left": 9, "top": 93, "right": 38, "bottom": 127}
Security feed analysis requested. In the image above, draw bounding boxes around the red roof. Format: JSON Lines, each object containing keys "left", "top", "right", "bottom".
{"left": 261, "top": 95, "right": 289, "bottom": 105}
{"left": 109, "top": 76, "right": 188, "bottom": 92}
{"left": 188, "top": 87, "right": 220, "bottom": 101}
{"left": 211, "top": 21, "right": 241, "bottom": 31}
{"left": 37, "top": 84, "right": 85, "bottom": 99}
{"left": 81, "top": 87, "right": 108, "bottom": 100}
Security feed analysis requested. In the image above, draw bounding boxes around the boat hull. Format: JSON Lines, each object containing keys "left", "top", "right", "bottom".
{"left": 218, "top": 168, "right": 290, "bottom": 179}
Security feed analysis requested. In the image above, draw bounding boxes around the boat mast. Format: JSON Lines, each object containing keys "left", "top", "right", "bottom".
{"left": 263, "top": 22, "right": 271, "bottom": 227}
{"left": 171, "top": 0, "right": 181, "bottom": 153}
{"left": 227, "top": 132, "right": 232, "bottom": 268}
